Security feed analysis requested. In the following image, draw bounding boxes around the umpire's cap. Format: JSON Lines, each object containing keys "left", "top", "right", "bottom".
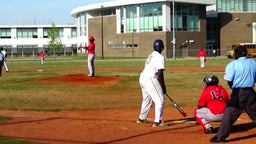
{"left": 234, "top": 46, "right": 247, "bottom": 59}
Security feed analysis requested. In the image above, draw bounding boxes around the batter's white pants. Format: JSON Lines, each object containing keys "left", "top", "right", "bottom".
{"left": 195, "top": 107, "right": 223, "bottom": 130}
{"left": 199, "top": 57, "right": 205, "bottom": 68}
{"left": 138, "top": 76, "right": 165, "bottom": 123}
{"left": 87, "top": 54, "right": 95, "bottom": 76}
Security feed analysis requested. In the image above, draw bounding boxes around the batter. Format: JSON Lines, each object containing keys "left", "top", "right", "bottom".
{"left": 137, "top": 39, "right": 167, "bottom": 127}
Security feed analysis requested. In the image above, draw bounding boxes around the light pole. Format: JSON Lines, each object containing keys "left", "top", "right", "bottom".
{"left": 172, "top": 0, "right": 176, "bottom": 60}
{"left": 101, "top": 5, "right": 104, "bottom": 59}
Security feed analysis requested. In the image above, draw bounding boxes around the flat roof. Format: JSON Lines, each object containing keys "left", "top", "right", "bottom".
{"left": 71, "top": 0, "right": 215, "bottom": 17}
{"left": 0, "top": 24, "right": 76, "bottom": 28}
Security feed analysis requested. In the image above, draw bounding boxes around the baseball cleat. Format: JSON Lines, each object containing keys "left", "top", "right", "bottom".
{"left": 136, "top": 118, "right": 149, "bottom": 124}
{"left": 152, "top": 120, "right": 167, "bottom": 127}
{"left": 210, "top": 135, "right": 226, "bottom": 143}
{"left": 205, "top": 127, "right": 214, "bottom": 134}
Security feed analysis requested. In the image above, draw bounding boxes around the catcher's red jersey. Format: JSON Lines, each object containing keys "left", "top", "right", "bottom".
{"left": 198, "top": 85, "right": 230, "bottom": 114}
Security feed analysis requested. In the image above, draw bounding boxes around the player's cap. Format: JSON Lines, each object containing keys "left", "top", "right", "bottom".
{"left": 234, "top": 46, "right": 247, "bottom": 56}
{"left": 89, "top": 36, "right": 95, "bottom": 41}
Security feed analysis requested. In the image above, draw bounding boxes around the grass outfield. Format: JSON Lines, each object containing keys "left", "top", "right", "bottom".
{"left": 0, "top": 56, "right": 233, "bottom": 111}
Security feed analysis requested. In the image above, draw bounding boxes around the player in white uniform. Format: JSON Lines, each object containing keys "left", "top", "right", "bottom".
{"left": 137, "top": 39, "right": 167, "bottom": 127}
{"left": 0, "top": 47, "right": 9, "bottom": 72}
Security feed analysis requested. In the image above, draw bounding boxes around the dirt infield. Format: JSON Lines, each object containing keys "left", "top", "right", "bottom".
{"left": 0, "top": 109, "right": 255, "bottom": 144}
{"left": 0, "top": 67, "right": 255, "bottom": 144}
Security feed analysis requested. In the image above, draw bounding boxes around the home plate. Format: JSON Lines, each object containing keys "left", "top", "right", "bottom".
{"left": 37, "top": 69, "right": 43, "bottom": 72}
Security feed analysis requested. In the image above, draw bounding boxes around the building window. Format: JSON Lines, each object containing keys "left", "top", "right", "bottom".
{"left": 43, "top": 28, "right": 49, "bottom": 38}
{"left": 59, "top": 28, "right": 64, "bottom": 38}
{"left": 126, "top": 5, "right": 137, "bottom": 33}
{"left": 0, "top": 28, "right": 11, "bottom": 38}
{"left": 171, "top": 3, "right": 199, "bottom": 31}
{"left": 109, "top": 43, "right": 138, "bottom": 48}
{"left": 43, "top": 27, "right": 63, "bottom": 38}
{"left": 71, "top": 27, "right": 77, "bottom": 38}
{"left": 78, "top": 12, "right": 87, "bottom": 36}
{"left": 217, "top": 0, "right": 256, "bottom": 12}
{"left": 139, "top": 2, "right": 162, "bottom": 32}
{"left": 17, "top": 28, "right": 37, "bottom": 38}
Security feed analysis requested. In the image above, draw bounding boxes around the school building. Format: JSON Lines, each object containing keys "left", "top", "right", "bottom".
{"left": 71, "top": 0, "right": 215, "bottom": 58}
{"left": 0, "top": 25, "right": 78, "bottom": 57}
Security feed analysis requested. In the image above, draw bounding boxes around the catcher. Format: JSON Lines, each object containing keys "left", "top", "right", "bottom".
{"left": 194, "top": 75, "right": 230, "bottom": 134}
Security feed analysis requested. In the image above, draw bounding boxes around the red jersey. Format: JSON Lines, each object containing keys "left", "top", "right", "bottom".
{"left": 197, "top": 85, "right": 230, "bottom": 114}
{"left": 39, "top": 52, "right": 45, "bottom": 58}
{"left": 87, "top": 42, "right": 95, "bottom": 54}
{"left": 197, "top": 49, "right": 206, "bottom": 58}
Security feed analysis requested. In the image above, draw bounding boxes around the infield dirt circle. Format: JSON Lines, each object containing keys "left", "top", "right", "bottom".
{"left": 0, "top": 67, "right": 255, "bottom": 144}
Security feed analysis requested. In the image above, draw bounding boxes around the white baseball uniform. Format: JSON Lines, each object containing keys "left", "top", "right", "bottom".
{"left": 1, "top": 49, "right": 9, "bottom": 72}
{"left": 138, "top": 51, "right": 165, "bottom": 123}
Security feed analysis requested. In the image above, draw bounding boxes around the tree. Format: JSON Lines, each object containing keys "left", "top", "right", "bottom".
{"left": 48, "top": 23, "right": 63, "bottom": 58}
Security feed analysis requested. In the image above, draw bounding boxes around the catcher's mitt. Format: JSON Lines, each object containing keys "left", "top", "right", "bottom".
{"left": 204, "top": 59, "right": 207, "bottom": 62}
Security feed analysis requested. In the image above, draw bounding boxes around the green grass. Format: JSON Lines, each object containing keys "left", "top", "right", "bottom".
{"left": 0, "top": 56, "right": 234, "bottom": 111}
{"left": 0, "top": 137, "right": 44, "bottom": 144}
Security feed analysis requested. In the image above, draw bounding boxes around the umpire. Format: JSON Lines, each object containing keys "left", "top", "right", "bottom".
{"left": 210, "top": 46, "right": 256, "bottom": 142}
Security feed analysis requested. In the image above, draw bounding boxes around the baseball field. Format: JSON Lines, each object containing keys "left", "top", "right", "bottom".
{"left": 0, "top": 56, "right": 255, "bottom": 144}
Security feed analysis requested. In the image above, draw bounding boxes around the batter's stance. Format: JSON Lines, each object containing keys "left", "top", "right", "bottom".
{"left": 194, "top": 76, "right": 230, "bottom": 134}
{"left": 137, "top": 39, "right": 167, "bottom": 127}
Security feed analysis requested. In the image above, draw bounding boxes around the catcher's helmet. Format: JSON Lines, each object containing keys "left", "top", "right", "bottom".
{"left": 153, "top": 39, "right": 164, "bottom": 53}
{"left": 203, "top": 75, "right": 219, "bottom": 86}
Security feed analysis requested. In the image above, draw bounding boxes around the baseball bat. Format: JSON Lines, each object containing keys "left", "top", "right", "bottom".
{"left": 165, "top": 94, "right": 187, "bottom": 117}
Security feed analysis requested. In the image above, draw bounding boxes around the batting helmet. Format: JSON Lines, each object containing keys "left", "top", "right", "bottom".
{"left": 203, "top": 75, "right": 219, "bottom": 86}
{"left": 153, "top": 39, "right": 164, "bottom": 53}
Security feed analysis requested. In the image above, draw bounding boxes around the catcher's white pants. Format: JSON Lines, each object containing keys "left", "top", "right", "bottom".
{"left": 195, "top": 107, "right": 223, "bottom": 130}
{"left": 199, "top": 57, "right": 205, "bottom": 68}
{"left": 138, "top": 76, "right": 164, "bottom": 123}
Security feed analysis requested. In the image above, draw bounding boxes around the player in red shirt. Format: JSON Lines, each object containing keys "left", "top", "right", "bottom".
{"left": 197, "top": 47, "right": 207, "bottom": 68}
{"left": 87, "top": 36, "right": 96, "bottom": 77}
{"left": 39, "top": 51, "right": 45, "bottom": 65}
{"left": 194, "top": 75, "right": 230, "bottom": 134}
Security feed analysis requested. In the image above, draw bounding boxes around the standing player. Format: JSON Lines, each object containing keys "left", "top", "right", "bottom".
{"left": 0, "top": 47, "right": 9, "bottom": 72}
{"left": 137, "top": 39, "right": 167, "bottom": 127}
{"left": 197, "top": 47, "right": 207, "bottom": 69}
{"left": 210, "top": 46, "right": 256, "bottom": 143}
{"left": 87, "top": 36, "right": 96, "bottom": 77}
{"left": 39, "top": 51, "right": 45, "bottom": 65}
{"left": 195, "top": 75, "right": 230, "bottom": 134}
{"left": 0, "top": 50, "right": 3, "bottom": 76}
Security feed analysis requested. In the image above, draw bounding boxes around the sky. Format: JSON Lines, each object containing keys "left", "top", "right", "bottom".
{"left": 0, "top": 0, "right": 112, "bottom": 25}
